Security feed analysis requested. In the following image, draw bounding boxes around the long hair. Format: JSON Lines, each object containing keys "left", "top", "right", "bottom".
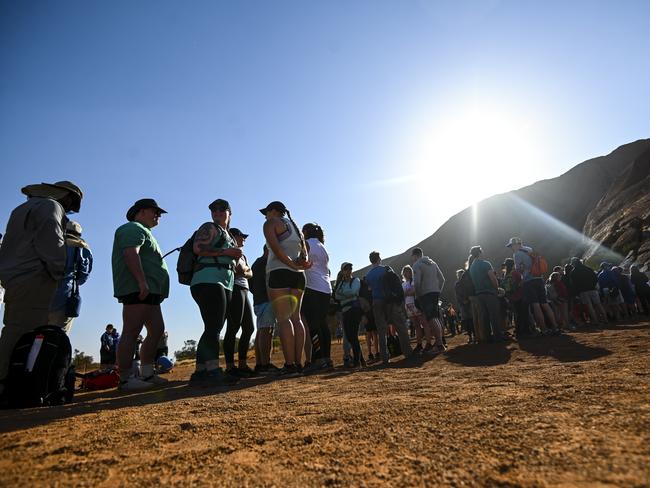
{"left": 401, "top": 265, "right": 413, "bottom": 284}
{"left": 285, "top": 209, "right": 308, "bottom": 258}
{"left": 334, "top": 269, "right": 345, "bottom": 292}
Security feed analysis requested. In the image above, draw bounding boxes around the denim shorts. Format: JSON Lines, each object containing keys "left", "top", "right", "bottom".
{"left": 254, "top": 302, "right": 276, "bottom": 329}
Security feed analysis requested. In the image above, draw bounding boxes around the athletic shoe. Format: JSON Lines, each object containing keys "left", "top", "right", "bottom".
{"left": 237, "top": 365, "right": 257, "bottom": 377}
{"left": 301, "top": 362, "right": 320, "bottom": 375}
{"left": 319, "top": 359, "right": 335, "bottom": 371}
{"left": 267, "top": 363, "right": 282, "bottom": 372}
{"left": 118, "top": 377, "right": 154, "bottom": 391}
{"left": 142, "top": 374, "right": 168, "bottom": 386}
{"left": 422, "top": 343, "right": 433, "bottom": 353}
{"left": 368, "top": 353, "right": 375, "bottom": 362}
{"left": 205, "top": 368, "right": 240, "bottom": 386}
{"left": 189, "top": 370, "right": 207, "bottom": 384}
{"left": 276, "top": 364, "right": 300, "bottom": 377}
{"left": 413, "top": 344, "right": 423, "bottom": 354}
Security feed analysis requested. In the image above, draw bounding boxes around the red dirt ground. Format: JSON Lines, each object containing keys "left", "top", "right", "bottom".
{"left": 1, "top": 321, "right": 649, "bottom": 487}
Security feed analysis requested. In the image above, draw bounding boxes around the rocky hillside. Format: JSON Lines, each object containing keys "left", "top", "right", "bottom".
{"left": 356, "top": 139, "right": 650, "bottom": 302}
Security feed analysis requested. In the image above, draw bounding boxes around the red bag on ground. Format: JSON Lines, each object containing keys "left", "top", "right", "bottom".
{"left": 78, "top": 368, "right": 120, "bottom": 390}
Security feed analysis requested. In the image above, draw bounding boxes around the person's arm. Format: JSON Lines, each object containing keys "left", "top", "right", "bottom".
{"left": 436, "top": 264, "right": 445, "bottom": 291}
{"left": 123, "top": 247, "right": 150, "bottom": 300}
{"left": 76, "top": 248, "right": 93, "bottom": 286}
{"left": 487, "top": 269, "right": 499, "bottom": 290}
{"left": 240, "top": 256, "right": 253, "bottom": 279}
{"left": 193, "top": 223, "right": 241, "bottom": 259}
{"left": 263, "top": 218, "right": 310, "bottom": 270}
{"left": 33, "top": 200, "right": 66, "bottom": 280}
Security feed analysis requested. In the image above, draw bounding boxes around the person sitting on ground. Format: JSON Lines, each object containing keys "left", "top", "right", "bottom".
{"left": 506, "top": 237, "right": 559, "bottom": 335}
{"left": 48, "top": 220, "right": 93, "bottom": 333}
{"left": 250, "top": 245, "right": 279, "bottom": 374}
{"left": 100, "top": 324, "right": 116, "bottom": 369}
{"left": 335, "top": 262, "right": 365, "bottom": 368}
{"left": 569, "top": 257, "right": 608, "bottom": 325}
{"left": 468, "top": 246, "right": 506, "bottom": 342}
{"left": 454, "top": 269, "right": 475, "bottom": 343}
{"left": 111, "top": 198, "right": 169, "bottom": 390}
{"left": 364, "top": 252, "right": 413, "bottom": 365}
{"left": 188, "top": 199, "right": 241, "bottom": 386}
{"left": 410, "top": 247, "right": 445, "bottom": 352}
{"left": 401, "top": 264, "right": 430, "bottom": 352}
{"left": 261, "top": 201, "right": 312, "bottom": 376}
{"left": 0, "top": 180, "right": 83, "bottom": 399}
{"left": 223, "top": 227, "right": 256, "bottom": 378}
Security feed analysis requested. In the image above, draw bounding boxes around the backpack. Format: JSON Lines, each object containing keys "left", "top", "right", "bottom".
{"left": 529, "top": 251, "right": 549, "bottom": 278}
{"left": 176, "top": 223, "right": 228, "bottom": 285}
{"left": 382, "top": 266, "right": 405, "bottom": 304}
{"left": 459, "top": 268, "right": 476, "bottom": 298}
{"left": 77, "top": 368, "right": 120, "bottom": 391}
{"left": 5, "top": 326, "right": 75, "bottom": 408}
{"left": 387, "top": 334, "right": 402, "bottom": 358}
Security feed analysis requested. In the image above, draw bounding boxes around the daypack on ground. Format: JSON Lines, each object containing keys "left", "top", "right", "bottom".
{"left": 528, "top": 251, "right": 549, "bottom": 278}
{"left": 387, "top": 334, "right": 402, "bottom": 358}
{"left": 5, "top": 326, "right": 75, "bottom": 408}
{"left": 176, "top": 223, "right": 228, "bottom": 285}
{"left": 382, "top": 266, "right": 405, "bottom": 304}
{"left": 77, "top": 368, "right": 120, "bottom": 390}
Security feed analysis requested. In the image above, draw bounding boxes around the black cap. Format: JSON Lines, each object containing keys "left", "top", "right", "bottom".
{"left": 230, "top": 228, "right": 249, "bottom": 239}
{"left": 126, "top": 199, "right": 167, "bottom": 222}
{"left": 259, "top": 201, "right": 287, "bottom": 215}
{"left": 209, "top": 199, "right": 231, "bottom": 213}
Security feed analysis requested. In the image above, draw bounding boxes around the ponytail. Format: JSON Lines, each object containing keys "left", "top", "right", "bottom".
{"left": 285, "top": 209, "right": 308, "bottom": 258}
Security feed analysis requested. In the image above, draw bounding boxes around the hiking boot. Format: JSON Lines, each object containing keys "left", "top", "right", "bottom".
{"left": 118, "top": 377, "right": 154, "bottom": 391}
{"left": 142, "top": 374, "right": 168, "bottom": 386}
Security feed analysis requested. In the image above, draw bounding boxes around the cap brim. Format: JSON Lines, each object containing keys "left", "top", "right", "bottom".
{"left": 259, "top": 208, "right": 268, "bottom": 215}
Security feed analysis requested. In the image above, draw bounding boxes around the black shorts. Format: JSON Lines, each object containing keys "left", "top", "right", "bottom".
{"left": 117, "top": 293, "right": 164, "bottom": 305}
{"left": 522, "top": 278, "right": 547, "bottom": 305}
{"left": 267, "top": 269, "right": 306, "bottom": 290}
{"left": 419, "top": 292, "right": 440, "bottom": 321}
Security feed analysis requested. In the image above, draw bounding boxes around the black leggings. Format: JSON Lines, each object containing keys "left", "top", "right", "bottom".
{"left": 191, "top": 283, "right": 231, "bottom": 366}
{"left": 343, "top": 306, "right": 363, "bottom": 363}
{"left": 224, "top": 284, "right": 255, "bottom": 364}
{"left": 302, "top": 288, "right": 332, "bottom": 360}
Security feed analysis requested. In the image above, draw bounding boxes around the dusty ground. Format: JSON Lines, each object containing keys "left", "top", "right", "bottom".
{"left": 1, "top": 321, "right": 649, "bottom": 488}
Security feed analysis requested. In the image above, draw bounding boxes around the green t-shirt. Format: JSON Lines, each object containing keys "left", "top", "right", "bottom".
{"left": 190, "top": 223, "right": 237, "bottom": 290}
{"left": 469, "top": 258, "right": 496, "bottom": 295}
{"left": 112, "top": 221, "right": 170, "bottom": 299}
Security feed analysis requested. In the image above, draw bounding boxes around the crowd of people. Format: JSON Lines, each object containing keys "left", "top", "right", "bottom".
{"left": 0, "top": 179, "right": 649, "bottom": 400}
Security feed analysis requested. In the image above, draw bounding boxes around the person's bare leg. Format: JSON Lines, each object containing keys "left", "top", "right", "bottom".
{"left": 140, "top": 305, "right": 165, "bottom": 377}
{"left": 117, "top": 304, "right": 149, "bottom": 378}
{"left": 269, "top": 288, "right": 297, "bottom": 365}
{"left": 531, "top": 303, "right": 547, "bottom": 331}
{"left": 290, "top": 289, "right": 305, "bottom": 365}
{"left": 414, "top": 318, "right": 424, "bottom": 348}
{"left": 541, "top": 303, "right": 557, "bottom": 330}
{"left": 432, "top": 318, "right": 444, "bottom": 345}
{"left": 419, "top": 316, "right": 433, "bottom": 346}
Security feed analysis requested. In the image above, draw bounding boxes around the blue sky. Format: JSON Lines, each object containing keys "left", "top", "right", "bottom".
{"left": 1, "top": 0, "right": 649, "bottom": 359}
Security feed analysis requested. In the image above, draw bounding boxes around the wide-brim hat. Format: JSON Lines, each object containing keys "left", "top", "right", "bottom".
{"left": 126, "top": 198, "right": 167, "bottom": 222}
{"left": 259, "top": 201, "right": 287, "bottom": 215}
{"left": 21, "top": 180, "right": 83, "bottom": 213}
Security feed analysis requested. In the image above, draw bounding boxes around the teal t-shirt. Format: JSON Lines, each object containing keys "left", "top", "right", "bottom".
{"left": 190, "top": 223, "right": 237, "bottom": 290}
{"left": 112, "top": 221, "right": 170, "bottom": 299}
{"left": 469, "top": 259, "right": 496, "bottom": 295}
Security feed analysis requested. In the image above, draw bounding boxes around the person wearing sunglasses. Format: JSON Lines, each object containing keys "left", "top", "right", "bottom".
{"left": 111, "top": 198, "right": 169, "bottom": 390}
{"left": 189, "top": 199, "right": 242, "bottom": 386}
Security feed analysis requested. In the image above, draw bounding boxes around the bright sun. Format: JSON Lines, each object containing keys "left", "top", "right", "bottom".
{"left": 410, "top": 103, "right": 546, "bottom": 204}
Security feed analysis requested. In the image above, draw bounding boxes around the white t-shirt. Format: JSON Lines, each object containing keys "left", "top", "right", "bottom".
{"left": 304, "top": 238, "right": 332, "bottom": 294}
{"left": 402, "top": 281, "right": 416, "bottom": 306}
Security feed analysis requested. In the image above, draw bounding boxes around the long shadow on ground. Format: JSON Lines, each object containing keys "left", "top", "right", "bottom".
{"left": 516, "top": 334, "right": 611, "bottom": 363}
{"left": 443, "top": 342, "right": 513, "bottom": 367}
{"left": 572, "top": 321, "right": 650, "bottom": 334}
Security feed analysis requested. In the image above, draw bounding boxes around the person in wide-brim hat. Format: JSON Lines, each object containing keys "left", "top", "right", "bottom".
{"left": 21, "top": 180, "right": 84, "bottom": 213}
{"left": 126, "top": 198, "right": 167, "bottom": 222}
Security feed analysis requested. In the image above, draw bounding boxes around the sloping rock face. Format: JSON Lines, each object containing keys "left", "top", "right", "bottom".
{"left": 583, "top": 144, "right": 650, "bottom": 269}
{"left": 355, "top": 139, "right": 650, "bottom": 302}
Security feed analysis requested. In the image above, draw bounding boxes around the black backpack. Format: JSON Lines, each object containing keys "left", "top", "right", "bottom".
{"left": 5, "top": 326, "right": 75, "bottom": 408}
{"left": 175, "top": 223, "right": 229, "bottom": 285}
{"left": 382, "top": 266, "right": 405, "bottom": 304}
{"left": 387, "top": 334, "right": 402, "bottom": 358}
{"left": 459, "top": 268, "right": 476, "bottom": 298}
